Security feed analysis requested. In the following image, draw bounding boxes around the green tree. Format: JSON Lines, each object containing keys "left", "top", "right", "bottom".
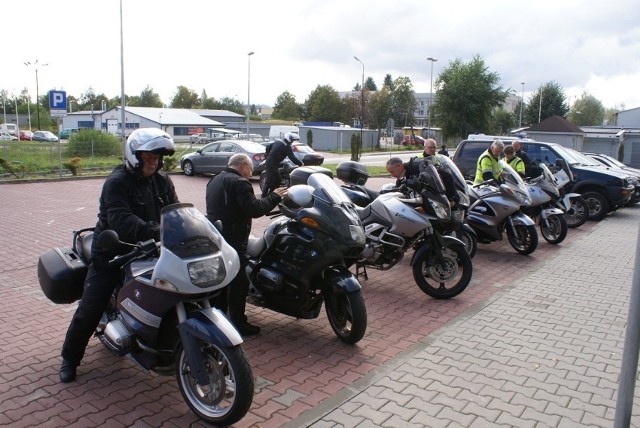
{"left": 432, "top": 55, "right": 508, "bottom": 141}
{"left": 390, "top": 76, "right": 416, "bottom": 128}
{"left": 272, "top": 91, "right": 301, "bottom": 120}
{"left": 340, "top": 94, "right": 359, "bottom": 127}
{"left": 217, "top": 97, "right": 245, "bottom": 115}
{"left": 365, "top": 77, "right": 377, "bottom": 91}
{"left": 169, "top": 86, "right": 199, "bottom": 108}
{"left": 523, "top": 81, "right": 568, "bottom": 125}
{"left": 128, "top": 86, "right": 163, "bottom": 107}
{"left": 489, "top": 108, "right": 515, "bottom": 135}
{"left": 368, "top": 87, "right": 393, "bottom": 133}
{"left": 604, "top": 107, "right": 621, "bottom": 126}
{"left": 78, "top": 88, "right": 111, "bottom": 112}
{"left": 383, "top": 74, "right": 393, "bottom": 89}
{"left": 304, "top": 85, "right": 342, "bottom": 122}
{"left": 567, "top": 92, "right": 605, "bottom": 126}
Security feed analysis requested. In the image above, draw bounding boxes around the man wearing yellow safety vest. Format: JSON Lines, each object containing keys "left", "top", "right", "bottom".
{"left": 503, "top": 145, "right": 526, "bottom": 178}
{"left": 474, "top": 139, "right": 505, "bottom": 184}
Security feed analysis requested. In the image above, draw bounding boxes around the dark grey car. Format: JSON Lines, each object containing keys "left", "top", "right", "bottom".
{"left": 180, "top": 140, "right": 266, "bottom": 177}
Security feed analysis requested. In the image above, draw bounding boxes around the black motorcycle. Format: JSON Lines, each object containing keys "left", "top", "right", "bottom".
{"left": 245, "top": 172, "right": 368, "bottom": 344}
{"left": 38, "top": 203, "right": 254, "bottom": 426}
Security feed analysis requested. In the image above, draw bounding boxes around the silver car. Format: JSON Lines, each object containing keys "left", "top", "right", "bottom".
{"left": 180, "top": 140, "right": 266, "bottom": 177}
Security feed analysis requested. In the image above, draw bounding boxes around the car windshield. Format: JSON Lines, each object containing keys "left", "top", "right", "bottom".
{"left": 596, "top": 154, "right": 626, "bottom": 168}
{"left": 294, "top": 145, "right": 315, "bottom": 154}
{"left": 565, "top": 148, "right": 601, "bottom": 166}
{"left": 550, "top": 145, "right": 584, "bottom": 165}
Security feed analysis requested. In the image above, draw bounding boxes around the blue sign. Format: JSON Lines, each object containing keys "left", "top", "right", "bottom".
{"left": 48, "top": 90, "right": 67, "bottom": 110}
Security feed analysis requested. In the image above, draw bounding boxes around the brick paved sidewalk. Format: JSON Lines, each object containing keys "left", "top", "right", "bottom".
{"left": 287, "top": 205, "right": 640, "bottom": 427}
{"left": 0, "top": 176, "right": 638, "bottom": 427}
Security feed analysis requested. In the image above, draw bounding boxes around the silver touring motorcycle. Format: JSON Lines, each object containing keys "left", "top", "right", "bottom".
{"left": 38, "top": 203, "right": 254, "bottom": 426}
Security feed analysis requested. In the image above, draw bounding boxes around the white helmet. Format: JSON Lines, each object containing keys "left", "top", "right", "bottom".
{"left": 125, "top": 128, "right": 175, "bottom": 171}
{"left": 283, "top": 132, "right": 300, "bottom": 144}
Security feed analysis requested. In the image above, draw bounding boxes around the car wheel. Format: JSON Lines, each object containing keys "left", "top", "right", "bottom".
{"left": 183, "top": 160, "right": 195, "bottom": 176}
{"left": 581, "top": 191, "right": 609, "bottom": 221}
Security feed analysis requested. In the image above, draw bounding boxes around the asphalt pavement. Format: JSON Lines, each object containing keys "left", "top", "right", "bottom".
{"left": 0, "top": 174, "right": 639, "bottom": 427}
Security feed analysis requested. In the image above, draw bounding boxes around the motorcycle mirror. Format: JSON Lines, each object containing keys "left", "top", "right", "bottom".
{"left": 97, "top": 230, "right": 122, "bottom": 250}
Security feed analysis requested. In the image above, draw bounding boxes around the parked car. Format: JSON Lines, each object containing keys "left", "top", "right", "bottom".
{"left": 401, "top": 135, "right": 425, "bottom": 146}
{"left": 0, "top": 131, "right": 18, "bottom": 141}
{"left": 19, "top": 130, "right": 33, "bottom": 141}
{"left": 32, "top": 131, "right": 59, "bottom": 142}
{"left": 583, "top": 152, "right": 640, "bottom": 205}
{"left": 59, "top": 128, "right": 79, "bottom": 139}
{"left": 451, "top": 134, "right": 636, "bottom": 221}
{"left": 180, "top": 140, "right": 266, "bottom": 177}
{"left": 189, "top": 132, "right": 209, "bottom": 144}
{"left": 291, "top": 142, "right": 324, "bottom": 166}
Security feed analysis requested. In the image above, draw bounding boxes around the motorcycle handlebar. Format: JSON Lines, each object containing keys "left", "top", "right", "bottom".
{"left": 108, "top": 239, "right": 159, "bottom": 269}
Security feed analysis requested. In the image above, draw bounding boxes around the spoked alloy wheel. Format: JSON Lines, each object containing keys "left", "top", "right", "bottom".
{"left": 540, "top": 214, "right": 568, "bottom": 244}
{"left": 582, "top": 191, "right": 609, "bottom": 221}
{"left": 182, "top": 160, "right": 195, "bottom": 176}
{"left": 324, "top": 290, "right": 367, "bottom": 344}
{"left": 176, "top": 343, "right": 254, "bottom": 426}
{"left": 412, "top": 243, "right": 473, "bottom": 299}
{"left": 565, "top": 196, "right": 588, "bottom": 228}
{"left": 507, "top": 224, "right": 538, "bottom": 255}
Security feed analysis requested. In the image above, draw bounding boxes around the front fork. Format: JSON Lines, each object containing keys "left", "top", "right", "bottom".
{"left": 176, "top": 301, "right": 243, "bottom": 386}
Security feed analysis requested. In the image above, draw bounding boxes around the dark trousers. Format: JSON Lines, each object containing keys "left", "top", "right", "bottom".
{"left": 261, "top": 167, "right": 281, "bottom": 197}
{"left": 61, "top": 263, "right": 119, "bottom": 365}
{"left": 213, "top": 256, "right": 250, "bottom": 325}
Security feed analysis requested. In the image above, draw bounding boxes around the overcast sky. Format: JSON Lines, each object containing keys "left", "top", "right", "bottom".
{"left": 4, "top": 0, "right": 639, "bottom": 111}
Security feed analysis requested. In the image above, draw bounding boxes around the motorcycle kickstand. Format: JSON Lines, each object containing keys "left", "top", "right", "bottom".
{"left": 355, "top": 262, "right": 368, "bottom": 280}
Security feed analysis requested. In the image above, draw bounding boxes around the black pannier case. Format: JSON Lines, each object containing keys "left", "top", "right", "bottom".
{"left": 37, "top": 247, "right": 86, "bottom": 304}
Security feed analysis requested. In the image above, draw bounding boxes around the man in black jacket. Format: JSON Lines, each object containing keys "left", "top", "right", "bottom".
{"left": 60, "top": 128, "right": 179, "bottom": 383}
{"left": 512, "top": 140, "right": 532, "bottom": 177}
{"left": 206, "top": 153, "right": 287, "bottom": 335}
{"left": 261, "top": 132, "right": 303, "bottom": 197}
{"left": 407, "top": 138, "right": 460, "bottom": 206}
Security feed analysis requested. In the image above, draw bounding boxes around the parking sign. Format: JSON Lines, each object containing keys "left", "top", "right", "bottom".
{"left": 49, "top": 90, "right": 67, "bottom": 117}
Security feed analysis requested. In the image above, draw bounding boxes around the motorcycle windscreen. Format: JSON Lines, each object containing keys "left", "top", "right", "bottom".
{"left": 160, "top": 203, "right": 225, "bottom": 258}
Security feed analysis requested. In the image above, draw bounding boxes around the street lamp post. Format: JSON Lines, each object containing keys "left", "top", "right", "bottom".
{"left": 519, "top": 82, "right": 525, "bottom": 128}
{"left": 24, "top": 60, "right": 48, "bottom": 130}
{"left": 354, "top": 56, "right": 364, "bottom": 158}
{"left": 247, "top": 51, "right": 254, "bottom": 137}
{"left": 427, "top": 57, "right": 438, "bottom": 137}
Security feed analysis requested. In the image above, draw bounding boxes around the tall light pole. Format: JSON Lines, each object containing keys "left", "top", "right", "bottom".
{"left": 25, "top": 94, "right": 31, "bottom": 131}
{"left": 519, "top": 82, "right": 525, "bottom": 128}
{"left": 427, "top": 57, "right": 437, "bottom": 137}
{"left": 354, "top": 56, "right": 364, "bottom": 156}
{"left": 247, "top": 51, "right": 254, "bottom": 137}
{"left": 24, "top": 60, "right": 48, "bottom": 130}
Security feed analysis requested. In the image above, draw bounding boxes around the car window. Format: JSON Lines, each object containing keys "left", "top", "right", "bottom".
{"left": 202, "top": 143, "right": 219, "bottom": 154}
{"left": 217, "top": 142, "right": 236, "bottom": 152}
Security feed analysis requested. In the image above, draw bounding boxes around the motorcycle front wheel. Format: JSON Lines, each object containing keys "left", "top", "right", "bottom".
{"left": 507, "top": 224, "right": 538, "bottom": 255}
{"left": 324, "top": 290, "right": 367, "bottom": 344}
{"left": 540, "top": 214, "right": 568, "bottom": 244}
{"left": 412, "top": 243, "right": 472, "bottom": 299}
{"left": 175, "top": 342, "right": 254, "bottom": 426}
{"left": 565, "top": 196, "right": 588, "bottom": 228}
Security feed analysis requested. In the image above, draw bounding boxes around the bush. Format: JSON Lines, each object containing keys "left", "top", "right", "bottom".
{"left": 306, "top": 129, "right": 313, "bottom": 148}
{"left": 67, "top": 130, "right": 122, "bottom": 158}
{"left": 63, "top": 157, "right": 82, "bottom": 176}
{"left": 162, "top": 156, "right": 178, "bottom": 172}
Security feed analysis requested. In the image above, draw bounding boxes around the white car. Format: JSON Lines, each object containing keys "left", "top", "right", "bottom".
{"left": 189, "top": 133, "right": 209, "bottom": 144}
{"left": 0, "top": 131, "right": 18, "bottom": 141}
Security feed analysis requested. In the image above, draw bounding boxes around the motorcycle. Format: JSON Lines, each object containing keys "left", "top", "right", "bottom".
{"left": 37, "top": 203, "right": 254, "bottom": 426}
{"left": 522, "top": 163, "right": 568, "bottom": 244}
{"left": 340, "top": 161, "right": 473, "bottom": 299}
{"left": 245, "top": 172, "right": 368, "bottom": 344}
{"left": 337, "top": 158, "right": 478, "bottom": 259}
{"left": 551, "top": 159, "right": 589, "bottom": 228}
{"left": 467, "top": 160, "right": 539, "bottom": 255}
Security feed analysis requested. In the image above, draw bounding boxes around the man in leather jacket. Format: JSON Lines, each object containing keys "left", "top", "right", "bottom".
{"left": 407, "top": 138, "right": 460, "bottom": 206}
{"left": 59, "top": 128, "right": 179, "bottom": 383}
{"left": 261, "top": 132, "right": 303, "bottom": 197}
{"left": 206, "top": 153, "right": 287, "bottom": 336}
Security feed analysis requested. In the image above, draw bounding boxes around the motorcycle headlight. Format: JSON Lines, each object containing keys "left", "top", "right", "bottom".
{"left": 188, "top": 257, "right": 226, "bottom": 288}
{"left": 349, "top": 225, "right": 366, "bottom": 246}
{"left": 432, "top": 200, "right": 450, "bottom": 221}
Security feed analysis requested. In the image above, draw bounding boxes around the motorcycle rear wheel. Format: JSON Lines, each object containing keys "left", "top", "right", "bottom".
{"left": 507, "top": 224, "right": 538, "bottom": 255}
{"left": 453, "top": 227, "right": 477, "bottom": 259}
{"left": 324, "top": 290, "right": 367, "bottom": 344}
{"left": 175, "top": 342, "right": 254, "bottom": 426}
{"left": 412, "top": 243, "right": 472, "bottom": 299}
{"left": 540, "top": 214, "right": 568, "bottom": 244}
{"left": 565, "top": 196, "right": 588, "bottom": 228}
